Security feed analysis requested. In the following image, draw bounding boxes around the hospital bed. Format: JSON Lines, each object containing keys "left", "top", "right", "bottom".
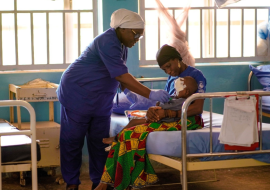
{"left": 110, "top": 90, "right": 270, "bottom": 190}
{"left": 0, "top": 100, "right": 40, "bottom": 190}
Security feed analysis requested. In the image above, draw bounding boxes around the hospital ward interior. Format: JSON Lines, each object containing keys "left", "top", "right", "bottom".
{"left": 1, "top": 0, "right": 270, "bottom": 190}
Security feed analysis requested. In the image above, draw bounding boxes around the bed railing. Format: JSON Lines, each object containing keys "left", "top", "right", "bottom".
{"left": 136, "top": 77, "right": 168, "bottom": 89}
{"left": 181, "top": 91, "right": 270, "bottom": 190}
{"left": 247, "top": 71, "right": 253, "bottom": 91}
{"left": 0, "top": 100, "right": 37, "bottom": 190}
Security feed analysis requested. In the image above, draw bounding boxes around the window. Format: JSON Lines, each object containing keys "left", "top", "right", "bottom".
{"left": 139, "top": 0, "right": 270, "bottom": 66}
{"left": 0, "top": 0, "right": 99, "bottom": 70}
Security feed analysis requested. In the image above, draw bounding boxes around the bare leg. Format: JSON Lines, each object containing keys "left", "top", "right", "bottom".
{"left": 94, "top": 183, "right": 107, "bottom": 190}
{"left": 102, "top": 137, "right": 115, "bottom": 144}
{"left": 104, "top": 145, "right": 111, "bottom": 152}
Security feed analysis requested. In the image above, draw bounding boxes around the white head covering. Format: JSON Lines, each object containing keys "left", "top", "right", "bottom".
{"left": 110, "top": 9, "right": 144, "bottom": 29}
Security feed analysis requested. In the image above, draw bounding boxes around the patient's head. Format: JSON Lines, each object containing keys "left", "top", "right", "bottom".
{"left": 174, "top": 76, "right": 197, "bottom": 99}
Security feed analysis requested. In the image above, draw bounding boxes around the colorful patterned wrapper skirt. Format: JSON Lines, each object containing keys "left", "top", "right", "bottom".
{"left": 101, "top": 115, "right": 203, "bottom": 190}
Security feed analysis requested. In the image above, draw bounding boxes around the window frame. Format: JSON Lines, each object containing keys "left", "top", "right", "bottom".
{"left": 0, "top": 0, "right": 100, "bottom": 71}
{"left": 139, "top": 0, "right": 270, "bottom": 66}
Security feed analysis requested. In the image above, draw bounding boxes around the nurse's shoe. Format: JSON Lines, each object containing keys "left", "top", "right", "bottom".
{"left": 66, "top": 184, "right": 78, "bottom": 190}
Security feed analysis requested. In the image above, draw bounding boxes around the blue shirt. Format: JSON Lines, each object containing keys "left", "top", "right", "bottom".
{"left": 57, "top": 28, "right": 128, "bottom": 116}
{"left": 165, "top": 66, "right": 207, "bottom": 95}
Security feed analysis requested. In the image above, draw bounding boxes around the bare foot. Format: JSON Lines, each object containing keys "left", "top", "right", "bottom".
{"left": 103, "top": 137, "right": 114, "bottom": 144}
{"left": 104, "top": 145, "right": 111, "bottom": 152}
{"left": 94, "top": 183, "right": 107, "bottom": 190}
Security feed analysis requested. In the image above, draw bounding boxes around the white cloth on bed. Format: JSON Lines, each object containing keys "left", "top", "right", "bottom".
{"left": 219, "top": 96, "right": 259, "bottom": 146}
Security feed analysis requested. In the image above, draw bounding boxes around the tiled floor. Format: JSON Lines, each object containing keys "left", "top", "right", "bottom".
{"left": 2, "top": 165, "right": 270, "bottom": 190}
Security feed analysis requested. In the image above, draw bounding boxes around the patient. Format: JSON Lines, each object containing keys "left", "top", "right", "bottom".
{"left": 95, "top": 76, "right": 204, "bottom": 190}
{"left": 103, "top": 76, "right": 199, "bottom": 145}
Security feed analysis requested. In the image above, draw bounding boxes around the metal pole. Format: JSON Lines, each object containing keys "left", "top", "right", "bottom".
{"left": 181, "top": 101, "right": 190, "bottom": 190}
{"left": 248, "top": 71, "right": 253, "bottom": 91}
{"left": 46, "top": 12, "right": 50, "bottom": 65}
{"left": 30, "top": 13, "right": 34, "bottom": 65}
{"left": 210, "top": 98, "right": 213, "bottom": 153}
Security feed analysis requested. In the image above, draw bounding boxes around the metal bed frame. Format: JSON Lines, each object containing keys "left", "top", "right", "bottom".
{"left": 0, "top": 100, "right": 38, "bottom": 190}
{"left": 148, "top": 91, "right": 270, "bottom": 190}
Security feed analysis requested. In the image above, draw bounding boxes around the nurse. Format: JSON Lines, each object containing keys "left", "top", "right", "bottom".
{"left": 57, "top": 9, "right": 170, "bottom": 190}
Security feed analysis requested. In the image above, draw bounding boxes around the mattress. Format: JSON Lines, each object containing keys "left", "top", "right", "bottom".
{"left": 0, "top": 119, "right": 41, "bottom": 164}
{"left": 110, "top": 111, "right": 270, "bottom": 163}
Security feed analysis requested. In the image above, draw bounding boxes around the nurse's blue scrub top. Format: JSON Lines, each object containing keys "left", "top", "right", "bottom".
{"left": 165, "top": 66, "right": 207, "bottom": 95}
{"left": 57, "top": 28, "right": 128, "bottom": 116}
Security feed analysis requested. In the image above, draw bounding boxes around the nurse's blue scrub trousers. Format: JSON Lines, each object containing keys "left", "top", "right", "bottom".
{"left": 60, "top": 105, "right": 110, "bottom": 186}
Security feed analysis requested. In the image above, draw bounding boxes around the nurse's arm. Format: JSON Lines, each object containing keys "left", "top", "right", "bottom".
{"left": 115, "top": 73, "right": 151, "bottom": 98}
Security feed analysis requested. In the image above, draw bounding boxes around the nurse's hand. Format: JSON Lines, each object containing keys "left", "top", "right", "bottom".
{"left": 146, "top": 106, "right": 162, "bottom": 122}
{"left": 149, "top": 90, "right": 170, "bottom": 103}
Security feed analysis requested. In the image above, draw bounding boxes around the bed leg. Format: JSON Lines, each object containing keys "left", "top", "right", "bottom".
{"left": 179, "top": 171, "right": 182, "bottom": 184}
{"left": 55, "top": 176, "right": 65, "bottom": 185}
{"left": 20, "top": 171, "right": 26, "bottom": 187}
{"left": 47, "top": 167, "right": 56, "bottom": 176}
{"left": 214, "top": 169, "right": 217, "bottom": 181}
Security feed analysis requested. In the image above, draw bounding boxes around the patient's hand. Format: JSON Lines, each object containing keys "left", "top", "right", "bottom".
{"left": 156, "top": 109, "right": 165, "bottom": 120}
{"left": 146, "top": 106, "right": 161, "bottom": 122}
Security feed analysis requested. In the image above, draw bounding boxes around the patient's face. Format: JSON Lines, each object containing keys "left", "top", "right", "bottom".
{"left": 160, "top": 58, "right": 180, "bottom": 77}
{"left": 174, "top": 88, "right": 186, "bottom": 99}
{"left": 174, "top": 78, "right": 190, "bottom": 99}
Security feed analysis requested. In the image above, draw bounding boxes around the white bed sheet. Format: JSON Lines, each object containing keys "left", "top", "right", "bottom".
{"left": 0, "top": 119, "right": 31, "bottom": 147}
{"left": 110, "top": 112, "right": 270, "bottom": 163}
{"left": 0, "top": 119, "right": 41, "bottom": 163}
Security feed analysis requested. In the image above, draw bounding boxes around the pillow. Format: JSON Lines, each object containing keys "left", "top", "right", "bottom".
{"left": 215, "top": 0, "right": 240, "bottom": 8}
{"left": 112, "top": 92, "right": 157, "bottom": 115}
{"left": 249, "top": 65, "right": 270, "bottom": 88}
{"left": 112, "top": 92, "right": 132, "bottom": 115}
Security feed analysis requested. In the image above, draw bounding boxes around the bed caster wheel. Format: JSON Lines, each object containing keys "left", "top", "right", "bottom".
{"left": 59, "top": 178, "right": 65, "bottom": 185}
{"left": 55, "top": 176, "right": 61, "bottom": 183}
{"left": 20, "top": 179, "right": 26, "bottom": 187}
{"left": 20, "top": 171, "right": 26, "bottom": 187}
{"left": 47, "top": 168, "right": 56, "bottom": 176}
{"left": 56, "top": 177, "right": 65, "bottom": 185}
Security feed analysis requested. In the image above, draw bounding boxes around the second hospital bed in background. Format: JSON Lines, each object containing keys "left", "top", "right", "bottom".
{"left": 0, "top": 100, "right": 40, "bottom": 190}
{"left": 248, "top": 65, "right": 270, "bottom": 117}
